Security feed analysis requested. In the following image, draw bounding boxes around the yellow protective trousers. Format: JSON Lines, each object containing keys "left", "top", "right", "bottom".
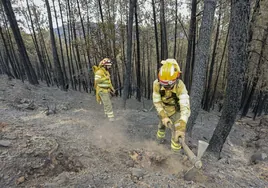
{"left": 157, "top": 111, "right": 182, "bottom": 151}
{"left": 99, "top": 91, "right": 114, "bottom": 119}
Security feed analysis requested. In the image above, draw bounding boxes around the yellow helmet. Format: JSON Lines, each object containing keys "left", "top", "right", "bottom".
{"left": 99, "top": 58, "right": 112, "bottom": 67}
{"left": 158, "top": 59, "right": 181, "bottom": 87}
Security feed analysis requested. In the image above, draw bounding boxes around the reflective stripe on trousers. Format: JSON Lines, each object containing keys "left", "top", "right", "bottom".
{"left": 157, "top": 129, "right": 165, "bottom": 139}
{"left": 157, "top": 111, "right": 182, "bottom": 151}
{"left": 171, "top": 138, "right": 181, "bottom": 151}
{"left": 99, "top": 92, "right": 114, "bottom": 118}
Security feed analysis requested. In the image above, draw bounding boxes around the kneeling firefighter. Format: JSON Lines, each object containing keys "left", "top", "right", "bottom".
{"left": 153, "top": 59, "right": 191, "bottom": 152}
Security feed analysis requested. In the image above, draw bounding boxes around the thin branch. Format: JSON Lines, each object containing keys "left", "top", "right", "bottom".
{"left": 177, "top": 16, "right": 188, "bottom": 40}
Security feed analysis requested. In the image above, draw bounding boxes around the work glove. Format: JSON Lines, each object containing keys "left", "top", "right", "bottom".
{"left": 174, "top": 121, "right": 186, "bottom": 142}
{"left": 162, "top": 117, "right": 172, "bottom": 128}
{"left": 174, "top": 130, "right": 185, "bottom": 143}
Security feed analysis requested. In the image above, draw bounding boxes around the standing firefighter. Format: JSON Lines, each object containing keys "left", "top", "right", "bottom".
{"left": 93, "top": 58, "right": 116, "bottom": 122}
{"left": 153, "top": 59, "right": 191, "bottom": 152}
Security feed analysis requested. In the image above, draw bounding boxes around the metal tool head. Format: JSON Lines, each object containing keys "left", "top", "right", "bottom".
{"left": 197, "top": 140, "right": 209, "bottom": 159}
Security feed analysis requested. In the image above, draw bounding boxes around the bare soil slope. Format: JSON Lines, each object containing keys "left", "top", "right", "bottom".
{"left": 0, "top": 76, "right": 267, "bottom": 188}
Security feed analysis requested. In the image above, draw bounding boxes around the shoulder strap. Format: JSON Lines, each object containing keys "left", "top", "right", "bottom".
{"left": 173, "top": 80, "right": 181, "bottom": 110}
{"left": 157, "top": 81, "right": 165, "bottom": 96}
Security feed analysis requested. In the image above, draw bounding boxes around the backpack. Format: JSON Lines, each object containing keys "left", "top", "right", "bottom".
{"left": 92, "top": 65, "right": 99, "bottom": 74}
{"left": 92, "top": 65, "right": 100, "bottom": 89}
{"left": 92, "top": 65, "right": 102, "bottom": 103}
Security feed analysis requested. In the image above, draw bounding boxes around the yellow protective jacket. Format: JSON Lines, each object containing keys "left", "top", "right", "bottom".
{"left": 94, "top": 67, "right": 114, "bottom": 103}
{"left": 152, "top": 79, "right": 191, "bottom": 124}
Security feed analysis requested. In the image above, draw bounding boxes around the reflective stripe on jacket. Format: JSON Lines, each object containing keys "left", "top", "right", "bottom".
{"left": 94, "top": 67, "right": 114, "bottom": 103}
{"left": 95, "top": 67, "right": 113, "bottom": 92}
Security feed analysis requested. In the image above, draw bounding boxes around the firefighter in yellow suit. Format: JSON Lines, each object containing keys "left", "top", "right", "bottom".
{"left": 153, "top": 59, "right": 191, "bottom": 152}
{"left": 94, "top": 58, "right": 115, "bottom": 122}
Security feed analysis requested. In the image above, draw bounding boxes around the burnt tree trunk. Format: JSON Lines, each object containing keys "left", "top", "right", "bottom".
{"left": 1, "top": 0, "right": 38, "bottom": 84}
{"left": 186, "top": 0, "right": 217, "bottom": 135}
{"left": 173, "top": 0, "right": 178, "bottom": 58}
{"left": 58, "top": 0, "right": 73, "bottom": 89}
{"left": 240, "top": 0, "right": 261, "bottom": 110}
{"left": 0, "top": 26, "right": 17, "bottom": 78}
{"left": 208, "top": 0, "right": 250, "bottom": 157}
{"left": 26, "top": 0, "right": 50, "bottom": 85}
{"left": 160, "top": 0, "right": 168, "bottom": 60}
{"left": 123, "top": 0, "right": 136, "bottom": 108}
{"left": 210, "top": 26, "right": 229, "bottom": 109}
{"left": 45, "top": 0, "right": 66, "bottom": 90}
{"left": 152, "top": 0, "right": 160, "bottom": 69}
{"left": 134, "top": 2, "right": 141, "bottom": 102}
{"left": 52, "top": 0, "right": 68, "bottom": 83}
{"left": 240, "top": 23, "right": 268, "bottom": 117}
{"left": 184, "top": 0, "right": 197, "bottom": 92}
{"left": 203, "top": 3, "right": 222, "bottom": 111}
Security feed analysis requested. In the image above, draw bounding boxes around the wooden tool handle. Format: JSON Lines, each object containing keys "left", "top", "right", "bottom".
{"left": 179, "top": 138, "right": 202, "bottom": 169}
